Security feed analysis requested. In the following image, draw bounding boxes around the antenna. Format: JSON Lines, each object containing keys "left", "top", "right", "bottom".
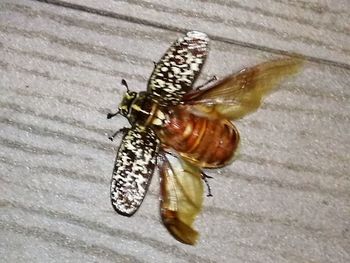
{"left": 106, "top": 79, "right": 130, "bottom": 119}
{"left": 121, "top": 79, "right": 130, "bottom": 92}
{"left": 107, "top": 110, "right": 120, "bottom": 119}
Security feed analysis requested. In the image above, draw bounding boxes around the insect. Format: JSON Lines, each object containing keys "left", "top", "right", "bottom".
{"left": 107, "top": 31, "right": 303, "bottom": 245}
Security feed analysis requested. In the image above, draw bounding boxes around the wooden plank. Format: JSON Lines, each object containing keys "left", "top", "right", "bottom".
{"left": 0, "top": 0, "right": 349, "bottom": 262}
{"left": 35, "top": 0, "right": 350, "bottom": 67}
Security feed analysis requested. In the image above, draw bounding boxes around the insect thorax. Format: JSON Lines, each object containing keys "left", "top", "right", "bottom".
{"left": 118, "top": 91, "right": 167, "bottom": 127}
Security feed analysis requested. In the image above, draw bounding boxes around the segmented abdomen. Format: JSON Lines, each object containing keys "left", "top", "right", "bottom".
{"left": 158, "top": 106, "right": 240, "bottom": 168}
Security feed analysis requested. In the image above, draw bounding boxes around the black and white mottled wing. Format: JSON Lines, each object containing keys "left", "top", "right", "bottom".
{"left": 148, "top": 31, "right": 209, "bottom": 105}
{"left": 110, "top": 126, "right": 160, "bottom": 216}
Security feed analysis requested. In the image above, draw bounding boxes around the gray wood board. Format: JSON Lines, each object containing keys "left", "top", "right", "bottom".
{"left": 40, "top": 0, "right": 350, "bottom": 66}
{"left": 0, "top": 0, "right": 349, "bottom": 262}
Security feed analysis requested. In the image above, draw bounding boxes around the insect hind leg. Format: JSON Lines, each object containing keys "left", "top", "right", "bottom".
{"left": 201, "top": 171, "right": 213, "bottom": 197}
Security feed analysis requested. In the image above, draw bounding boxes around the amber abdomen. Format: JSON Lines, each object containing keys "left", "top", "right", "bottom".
{"left": 158, "top": 106, "right": 240, "bottom": 168}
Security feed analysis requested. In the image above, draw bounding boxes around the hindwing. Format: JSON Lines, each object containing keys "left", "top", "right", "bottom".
{"left": 110, "top": 126, "right": 160, "bottom": 216}
{"left": 160, "top": 153, "right": 204, "bottom": 245}
{"left": 184, "top": 57, "right": 304, "bottom": 120}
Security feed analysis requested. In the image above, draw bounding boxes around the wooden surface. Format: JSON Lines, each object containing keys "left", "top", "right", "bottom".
{"left": 0, "top": 0, "right": 349, "bottom": 262}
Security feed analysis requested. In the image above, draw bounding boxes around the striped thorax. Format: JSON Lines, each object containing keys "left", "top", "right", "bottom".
{"left": 118, "top": 91, "right": 167, "bottom": 127}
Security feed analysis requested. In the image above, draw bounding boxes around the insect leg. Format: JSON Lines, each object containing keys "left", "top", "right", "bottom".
{"left": 201, "top": 171, "right": 213, "bottom": 197}
{"left": 109, "top": 127, "right": 129, "bottom": 141}
{"left": 161, "top": 147, "right": 178, "bottom": 158}
{"left": 157, "top": 150, "right": 171, "bottom": 170}
{"left": 195, "top": 76, "right": 217, "bottom": 90}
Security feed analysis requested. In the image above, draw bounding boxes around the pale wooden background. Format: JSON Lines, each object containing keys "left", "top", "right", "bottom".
{"left": 0, "top": 0, "right": 349, "bottom": 262}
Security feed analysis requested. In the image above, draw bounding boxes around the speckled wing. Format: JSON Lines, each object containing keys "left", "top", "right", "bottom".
{"left": 110, "top": 126, "right": 160, "bottom": 216}
{"left": 160, "top": 154, "right": 204, "bottom": 245}
{"left": 148, "top": 31, "right": 209, "bottom": 105}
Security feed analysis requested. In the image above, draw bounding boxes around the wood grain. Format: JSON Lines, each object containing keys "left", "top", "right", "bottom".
{"left": 0, "top": 0, "right": 349, "bottom": 262}
{"left": 34, "top": 0, "right": 350, "bottom": 67}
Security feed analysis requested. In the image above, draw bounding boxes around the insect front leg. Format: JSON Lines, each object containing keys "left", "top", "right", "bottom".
{"left": 108, "top": 127, "right": 129, "bottom": 141}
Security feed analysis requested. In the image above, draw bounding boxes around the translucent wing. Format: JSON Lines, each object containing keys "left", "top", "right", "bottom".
{"left": 184, "top": 57, "right": 304, "bottom": 120}
{"left": 111, "top": 126, "right": 160, "bottom": 216}
{"left": 148, "top": 31, "right": 209, "bottom": 105}
{"left": 160, "top": 154, "right": 204, "bottom": 245}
